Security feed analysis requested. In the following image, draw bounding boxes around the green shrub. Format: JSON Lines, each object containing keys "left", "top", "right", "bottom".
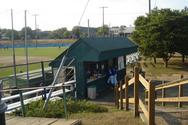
{"left": 13, "top": 99, "right": 108, "bottom": 118}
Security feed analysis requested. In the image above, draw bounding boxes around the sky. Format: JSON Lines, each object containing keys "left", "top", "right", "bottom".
{"left": 0, "top": 0, "right": 187, "bottom": 31}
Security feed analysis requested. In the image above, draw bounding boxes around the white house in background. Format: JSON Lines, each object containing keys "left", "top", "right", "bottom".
{"left": 109, "top": 26, "right": 135, "bottom": 37}
{"left": 109, "top": 26, "right": 119, "bottom": 36}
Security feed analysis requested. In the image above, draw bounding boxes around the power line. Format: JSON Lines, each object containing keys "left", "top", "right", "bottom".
{"left": 78, "top": 0, "right": 90, "bottom": 26}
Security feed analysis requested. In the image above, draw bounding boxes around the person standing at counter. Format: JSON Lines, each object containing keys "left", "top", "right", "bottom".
{"left": 107, "top": 67, "right": 117, "bottom": 87}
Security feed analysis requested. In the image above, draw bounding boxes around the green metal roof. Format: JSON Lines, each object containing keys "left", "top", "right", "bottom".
{"left": 49, "top": 37, "right": 138, "bottom": 67}
{"left": 83, "top": 37, "right": 137, "bottom": 52}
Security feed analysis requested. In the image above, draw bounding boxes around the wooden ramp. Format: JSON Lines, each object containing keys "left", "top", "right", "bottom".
{"left": 6, "top": 116, "right": 81, "bottom": 125}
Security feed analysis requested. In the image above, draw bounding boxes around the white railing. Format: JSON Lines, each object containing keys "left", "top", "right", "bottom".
{"left": 1, "top": 80, "right": 75, "bottom": 112}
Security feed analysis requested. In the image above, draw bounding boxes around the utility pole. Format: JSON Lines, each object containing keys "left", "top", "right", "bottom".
{"left": 11, "top": 9, "right": 17, "bottom": 87}
{"left": 24, "top": 10, "right": 29, "bottom": 85}
{"left": 33, "top": 14, "right": 39, "bottom": 48}
{"left": 87, "top": 19, "right": 90, "bottom": 38}
{"left": 100, "top": 6, "right": 108, "bottom": 36}
{"left": 149, "top": 0, "right": 151, "bottom": 14}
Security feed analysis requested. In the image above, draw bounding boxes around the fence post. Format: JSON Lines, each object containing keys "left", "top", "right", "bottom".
{"left": 0, "top": 80, "right": 7, "bottom": 125}
{"left": 144, "top": 90, "right": 148, "bottom": 104}
{"left": 19, "top": 90, "right": 26, "bottom": 117}
{"left": 62, "top": 86, "right": 68, "bottom": 119}
{"left": 178, "top": 74, "right": 183, "bottom": 108}
{"left": 134, "top": 67, "right": 139, "bottom": 117}
{"left": 41, "top": 61, "right": 47, "bottom": 100}
{"left": 125, "top": 76, "right": 129, "bottom": 111}
{"left": 162, "top": 81, "right": 165, "bottom": 107}
{"left": 120, "top": 81, "right": 123, "bottom": 110}
{"left": 114, "top": 84, "right": 118, "bottom": 107}
{"left": 114, "top": 84, "right": 117, "bottom": 106}
{"left": 115, "top": 84, "right": 119, "bottom": 109}
{"left": 148, "top": 83, "right": 155, "bottom": 125}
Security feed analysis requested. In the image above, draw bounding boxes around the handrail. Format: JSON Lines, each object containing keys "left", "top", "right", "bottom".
{"left": 139, "top": 99, "right": 149, "bottom": 120}
{"left": 1, "top": 80, "right": 76, "bottom": 93}
{"left": 155, "top": 78, "right": 188, "bottom": 90}
{"left": 116, "top": 67, "right": 155, "bottom": 125}
{"left": 139, "top": 74, "right": 149, "bottom": 90}
{"left": 1, "top": 79, "right": 75, "bottom": 112}
{"left": 145, "top": 96, "right": 188, "bottom": 102}
{"left": 128, "top": 77, "right": 135, "bottom": 86}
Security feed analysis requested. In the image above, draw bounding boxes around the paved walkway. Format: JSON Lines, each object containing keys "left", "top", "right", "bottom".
{"left": 6, "top": 116, "right": 81, "bottom": 125}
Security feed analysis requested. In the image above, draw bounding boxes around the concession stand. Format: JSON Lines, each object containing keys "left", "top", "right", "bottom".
{"left": 49, "top": 37, "right": 138, "bottom": 99}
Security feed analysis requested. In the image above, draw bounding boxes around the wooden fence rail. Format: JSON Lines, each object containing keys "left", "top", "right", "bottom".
{"left": 115, "top": 67, "right": 155, "bottom": 125}
{"left": 145, "top": 76, "right": 188, "bottom": 108}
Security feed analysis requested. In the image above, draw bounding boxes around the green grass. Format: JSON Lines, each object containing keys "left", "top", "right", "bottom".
{"left": 0, "top": 62, "right": 49, "bottom": 78}
{"left": 0, "top": 47, "right": 67, "bottom": 58}
{"left": 140, "top": 57, "right": 188, "bottom": 77}
{"left": 0, "top": 47, "right": 67, "bottom": 78}
{"left": 70, "top": 106, "right": 144, "bottom": 125}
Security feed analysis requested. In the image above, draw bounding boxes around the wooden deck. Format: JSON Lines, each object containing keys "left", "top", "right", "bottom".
{"left": 6, "top": 116, "right": 81, "bottom": 125}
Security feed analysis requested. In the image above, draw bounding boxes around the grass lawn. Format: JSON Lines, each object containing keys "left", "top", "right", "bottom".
{"left": 13, "top": 99, "right": 144, "bottom": 125}
{"left": 0, "top": 47, "right": 67, "bottom": 78}
{"left": 137, "top": 57, "right": 188, "bottom": 78}
{"left": 0, "top": 47, "right": 67, "bottom": 58}
{"left": 0, "top": 62, "right": 49, "bottom": 78}
{"left": 69, "top": 106, "right": 144, "bottom": 125}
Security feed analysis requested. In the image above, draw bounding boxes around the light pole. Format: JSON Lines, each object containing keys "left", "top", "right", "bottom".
{"left": 149, "top": 0, "right": 151, "bottom": 14}
{"left": 24, "top": 10, "right": 29, "bottom": 85}
{"left": 11, "top": 9, "right": 17, "bottom": 87}
{"left": 33, "top": 14, "right": 39, "bottom": 48}
{"left": 100, "top": 6, "right": 108, "bottom": 36}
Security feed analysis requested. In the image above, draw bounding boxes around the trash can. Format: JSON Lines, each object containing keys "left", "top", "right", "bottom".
{"left": 87, "top": 86, "right": 96, "bottom": 99}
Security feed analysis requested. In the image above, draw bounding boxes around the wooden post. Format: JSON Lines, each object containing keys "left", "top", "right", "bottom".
{"left": 114, "top": 85, "right": 117, "bottom": 106}
{"left": 62, "top": 86, "right": 68, "bottom": 119}
{"left": 116, "top": 84, "right": 119, "bottom": 109}
{"left": 115, "top": 84, "right": 119, "bottom": 108}
{"left": 120, "top": 81, "right": 123, "bottom": 110}
{"left": 148, "top": 83, "right": 155, "bottom": 125}
{"left": 178, "top": 85, "right": 183, "bottom": 108}
{"left": 178, "top": 74, "right": 183, "bottom": 108}
{"left": 162, "top": 81, "right": 165, "bottom": 106}
{"left": 19, "top": 90, "right": 26, "bottom": 117}
{"left": 134, "top": 67, "right": 139, "bottom": 117}
{"left": 125, "top": 76, "right": 129, "bottom": 111}
{"left": 144, "top": 90, "right": 148, "bottom": 105}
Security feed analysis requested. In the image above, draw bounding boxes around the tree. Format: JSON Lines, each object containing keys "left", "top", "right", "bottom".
{"left": 72, "top": 26, "right": 81, "bottom": 38}
{"left": 132, "top": 8, "right": 188, "bottom": 67}
{"left": 0, "top": 29, "right": 20, "bottom": 40}
{"left": 63, "top": 31, "right": 71, "bottom": 38}
{"left": 50, "top": 28, "right": 68, "bottom": 39}
{"left": 20, "top": 27, "right": 33, "bottom": 39}
{"left": 96, "top": 25, "right": 109, "bottom": 37}
{"left": 173, "top": 16, "right": 188, "bottom": 62}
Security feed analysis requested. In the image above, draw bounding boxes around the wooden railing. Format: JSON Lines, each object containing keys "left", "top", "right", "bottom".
{"left": 146, "top": 77, "right": 188, "bottom": 108}
{"left": 115, "top": 67, "right": 155, "bottom": 125}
